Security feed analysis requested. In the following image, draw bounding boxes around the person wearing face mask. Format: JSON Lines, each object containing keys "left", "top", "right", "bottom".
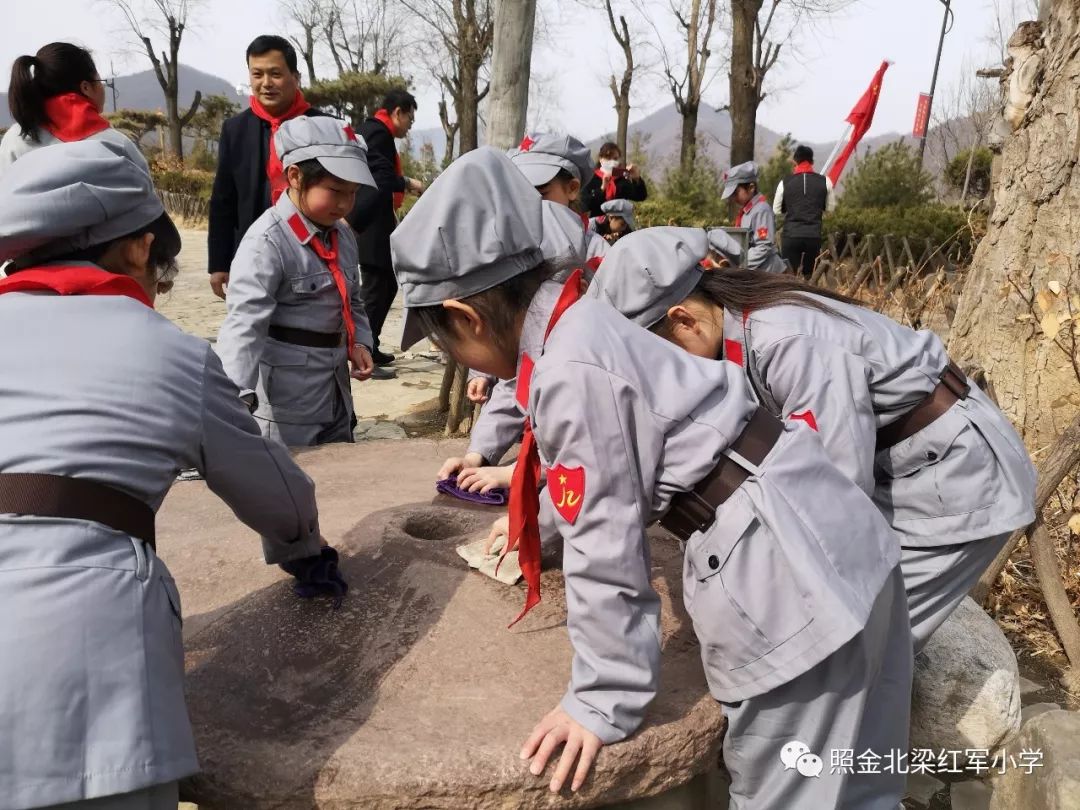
{"left": 207, "top": 35, "right": 330, "bottom": 301}
{"left": 581, "top": 141, "right": 648, "bottom": 219}
{"left": 0, "top": 42, "right": 146, "bottom": 173}
{"left": 0, "top": 139, "right": 345, "bottom": 809}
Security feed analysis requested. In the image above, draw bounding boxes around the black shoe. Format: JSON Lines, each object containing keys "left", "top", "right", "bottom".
{"left": 372, "top": 349, "right": 396, "bottom": 366}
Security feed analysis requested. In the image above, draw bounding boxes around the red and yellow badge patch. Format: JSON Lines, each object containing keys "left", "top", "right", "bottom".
{"left": 756, "top": 227, "right": 770, "bottom": 241}
{"left": 548, "top": 465, "right": 585, "bottom": 524}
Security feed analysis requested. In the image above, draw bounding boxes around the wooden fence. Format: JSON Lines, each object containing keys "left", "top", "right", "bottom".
{"left": 158, "top": 190, "right": 209, "bottom": 225}
{"left": 804, "top": 232, "right": 968, "bottom": 336}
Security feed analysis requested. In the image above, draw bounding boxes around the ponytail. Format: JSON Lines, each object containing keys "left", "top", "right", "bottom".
{"left": 652, "top": 269, "right": 863, "bottom": 338}
{"left": 8, "top": 42, "right": 99, "bottom": 143}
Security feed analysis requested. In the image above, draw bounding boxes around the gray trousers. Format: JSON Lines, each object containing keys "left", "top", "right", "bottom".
{"left": 38, "top": 782, "right": 178, "bottom": 810}
{"left": 902, "top": 532, "right": 1010, "bottom": 653}
{"left": 721, "top": 565, "right": 912, "bottom": 810}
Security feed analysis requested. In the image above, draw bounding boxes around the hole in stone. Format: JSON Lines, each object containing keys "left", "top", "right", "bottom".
{"left": 399, "top": 509, "right": 477, "bottom": 542}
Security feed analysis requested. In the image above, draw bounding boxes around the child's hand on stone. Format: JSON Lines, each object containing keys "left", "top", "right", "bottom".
{"left": 457, "top": 463, "right": 513, "bottom": 493}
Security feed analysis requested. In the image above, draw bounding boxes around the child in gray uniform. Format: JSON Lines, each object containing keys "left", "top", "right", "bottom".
{"left": 0, "top": 140, "right": 344, "bottom": 809}
{"left": 391, "top": 148, "right": 912, "bottom": 809}
{"left": 217, "top": 115, "right": 377, "bottom": 446}
{"left": 591, "top": 228, "right": 1037, "bottom": 651}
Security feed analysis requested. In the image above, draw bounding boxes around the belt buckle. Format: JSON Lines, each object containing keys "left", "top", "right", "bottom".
{"left": 940, "top": 364, "right": 970, "bottom": 399}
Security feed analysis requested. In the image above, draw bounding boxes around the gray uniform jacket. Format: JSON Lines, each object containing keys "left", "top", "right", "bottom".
{"left": 722, "top": 295, "right": 1036, "bottom": 546}
{"left": 521, "top": 280, "right": 899, "bottom": 743}
{"left": 739, "top": 197, "right": 787, "bottom": 274}
{"left": 0, "top": 124, "right": 149, "bottom": 176}
{"left": 467, "top": 203, "right": 599, "bottom": 463}
{"left": 217, "top": 193, "right": 372, "bottom": 439}
{"left": 0, "top": 280, "right": 321, "bottom": 809}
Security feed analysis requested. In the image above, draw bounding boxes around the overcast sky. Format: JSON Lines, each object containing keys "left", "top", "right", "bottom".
{"left": 2, "top": 0, "right": 1032, "bottom": 146}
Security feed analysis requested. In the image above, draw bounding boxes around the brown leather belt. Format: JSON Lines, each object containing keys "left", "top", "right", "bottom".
{"left": 268, "top": 324, "right": 344, "bottom": 349}
{"left": 876, "top": 361, "right": 970, "bottom": 451}
{"left": 0, "top": 473, "right": 156, "bottom": 549}
{"left": 660, "top": 408, "right": 783, "bottom": 543}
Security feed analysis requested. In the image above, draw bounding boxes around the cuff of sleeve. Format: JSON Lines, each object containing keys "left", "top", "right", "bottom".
{"left": 261, "top": 524, "right": 322, "bottom": 565}
{"left": 560, "top": 692, "right": 629, "bottom": 745}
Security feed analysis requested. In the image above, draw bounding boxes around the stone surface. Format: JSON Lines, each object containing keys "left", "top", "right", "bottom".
{"left": 951, "top": 779, "right": 993, "bottom": 810}
{"left": 989, "top": 710, "right": 1080, "bottom": 810}
{"left": 160, "top": 441, "right": 725, "bottom": 809}
{"left": 1021, "top": 703, "right": 1061, "bottom": 724}
{"left": 910, "top": 598, "right": 1022, "bottom": 762}
{"left": 355, "top": 420, "right": 408, "bottom": 441}
{"left": 1019, "top": 676, "right": 1047, "bottom": 698}
{"left": 905, "top": 772, "right": 946, "bottom": 806}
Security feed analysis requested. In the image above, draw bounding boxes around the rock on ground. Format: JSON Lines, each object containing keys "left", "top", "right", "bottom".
{"left": 910, "top": 597, "right": 1021, "bottom": 762}
{"left": 162, "top": 441, "right": 725, "bottom": 809}
{"left": 989, "top": 710, "right": 1080, "bottom": 810}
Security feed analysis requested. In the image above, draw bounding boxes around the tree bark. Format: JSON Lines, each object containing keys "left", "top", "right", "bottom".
{"left": 729, "top": 0, "right": 762, "bottom": 165}
{"left": 486, "top": 0, "right": 537, "bottom": 149}
{"left": 949, "top": 4, "right": 1080, "bottom": 453}
{"left": 458, "top": 58, "right": 481, "bottom": 153}
{"left": 679, "top": 101, "right": 700, "bottom": 171}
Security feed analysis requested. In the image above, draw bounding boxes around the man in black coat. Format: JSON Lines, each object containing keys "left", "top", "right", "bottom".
{"left": 346, "top": 89, "right": 423, "bottom": 367}
{"left": 207, "top": 35, "right": 327, "bottom": 299}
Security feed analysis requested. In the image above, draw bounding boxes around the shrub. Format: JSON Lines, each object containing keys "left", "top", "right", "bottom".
{"left": 151, "top": 167, "right": 215, "bottom": 201}
{"left": 945, "top": 147, "right": 993, "bottom": 199}
{"left": 839, "top": 142, "right": 934, "bottom": 209}
{"left": 824, "top": 203, "right": 986, "bottom": 264}
{"left": 635, "top": 157, "right": 731, "bottom": 228}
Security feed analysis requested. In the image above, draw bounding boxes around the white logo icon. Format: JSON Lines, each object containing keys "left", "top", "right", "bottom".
{"left": 796, "top": 752, "right": 824, "bottom": 778}
{"left": 780, "top": 740, "right": 810, "bottom": 770}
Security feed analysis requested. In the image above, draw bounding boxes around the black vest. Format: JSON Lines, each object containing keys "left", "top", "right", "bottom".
{"left": 780, "top": 171, "right": 828, "bottom": 239}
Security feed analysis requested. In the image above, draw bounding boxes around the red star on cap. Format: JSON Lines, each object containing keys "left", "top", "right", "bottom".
{"left": 519, "top": 135, "right": 536, "bottom": 151}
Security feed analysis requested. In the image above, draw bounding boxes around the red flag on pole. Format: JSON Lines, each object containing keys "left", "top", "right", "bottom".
{"left": 825, "top": 60, "right": 891, "bottom": 186}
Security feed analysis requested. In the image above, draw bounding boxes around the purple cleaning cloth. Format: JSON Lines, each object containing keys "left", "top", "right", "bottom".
{"left": 436, "top": 475, "right": 509, "bottom": 506}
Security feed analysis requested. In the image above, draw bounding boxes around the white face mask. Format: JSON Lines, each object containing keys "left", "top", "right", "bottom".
{"left": 600, "top": 159, "right": 619, "bottom": 172}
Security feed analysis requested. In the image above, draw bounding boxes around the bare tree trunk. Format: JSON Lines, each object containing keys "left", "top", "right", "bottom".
{"left": 680, "top": 102, "right": 700, "bottom": 172}
{"left": 459, "top": 59, "right": 481, "bottom": 153}
{"left": 486, "top": 0, "right": 537, "bottom": 149}
{"left": 949, "top": 6, "right": 1080, "bottom": 452}
{"left": 606, "top": 1, "right": 634, "bottom": 158}
{"left": 729, "top": 0, "right": 762, "bottom": 164}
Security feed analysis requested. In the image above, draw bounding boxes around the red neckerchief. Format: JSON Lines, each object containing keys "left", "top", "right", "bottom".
{"left": 594, "top": 168, "right": 617, "bottom": 201}
{"left": 734, "top": 194, "right": 768, "bottom": 227}
{"left": 286, "top": 213, "right": 356, "bottom": 348}
{"left": 0, "top": 265, "right": 153, "bottom": 308}
{"left": 373, "top": 109, "right": 405, "bottom": 210}
{"left": 500, "top": 270, "right": 584, "bottom": 627}
{"left": 250, "top": 90, "right": 312, "bottom": 205}
{"left": 41, "top": 94, "right": 110, "bottom": 142}
{"left": 793, "top": 162, "right": 815, "bottom": 175}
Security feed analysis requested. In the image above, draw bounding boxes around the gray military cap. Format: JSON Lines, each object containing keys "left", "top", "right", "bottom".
{"left": 392, "top": 146, "right": 545, "bottom": 350}
{"left": 707, "top": 228, "right": 743, "bottom": 265}
{"left": 507, "top": 132, "right": 594, "bottom": 186}
{"left": 540, "top": 200, "right": 587, "bottom": 264}
{"left": 600, "top": 198, "right": 637, "bottom": 229}
{"left": 588, "top": 227, "right": 708, "bottom": 328}
{"left": 275, "top": 115, "right": 376, "bottom": 188}
{"left": 0, "top": 138, "right": 181, "bottom": 263}
{"left": 721, "top": 160, "right": 759, "bottom": 199}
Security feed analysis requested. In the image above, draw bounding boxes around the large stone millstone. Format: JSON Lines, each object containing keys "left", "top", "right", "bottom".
{"left": 159, "top": 441, "right": 725, "bottom": 809}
